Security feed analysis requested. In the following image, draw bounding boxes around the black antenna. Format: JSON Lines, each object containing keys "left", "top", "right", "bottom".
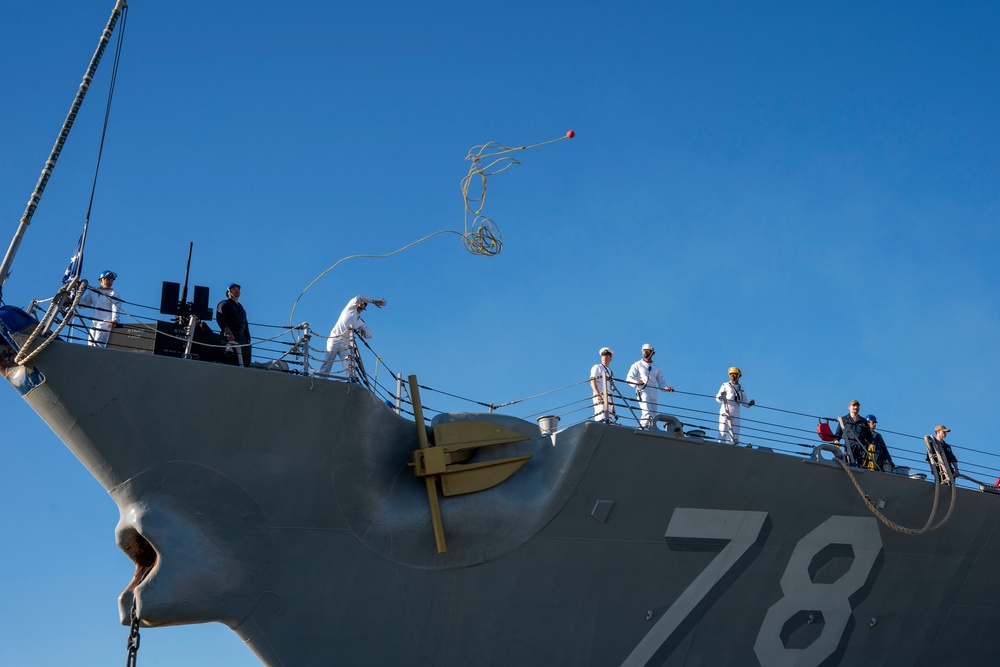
{"left": 179, "top": 242, "right": 193, "bottom": 308}
{"left": 159, "top": 242, "right": 211, "bottom": 322}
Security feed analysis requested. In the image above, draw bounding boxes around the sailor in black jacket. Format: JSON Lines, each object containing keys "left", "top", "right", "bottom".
{"left": 833, "top": 399, "right": 874, "bottom": 466}
{"left": 216, "top": 283, "right": 251, "bottom": 367}
{"left": 866, "top": 414, "right": 896, "bottom": 472}
{"left": 929, "top": 424, "right": 959, "bottom": 477}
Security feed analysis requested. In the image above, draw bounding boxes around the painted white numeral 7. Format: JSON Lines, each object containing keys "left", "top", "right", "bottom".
{"left": 620, "top": 509, "right": 768, "bottom": 667}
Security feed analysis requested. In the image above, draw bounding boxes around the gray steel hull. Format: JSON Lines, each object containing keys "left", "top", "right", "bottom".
{"left": 5, "top": 338, "right": 1000, "bottom": 666}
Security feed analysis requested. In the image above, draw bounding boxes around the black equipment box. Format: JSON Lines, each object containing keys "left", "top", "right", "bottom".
{"left": 107, "top": 321, "right": 222, "bottom": 363}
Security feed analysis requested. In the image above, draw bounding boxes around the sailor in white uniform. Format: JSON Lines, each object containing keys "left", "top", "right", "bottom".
{"left": 79, "top": 270, "right": 121, "bottom": 347}
{"left": 626, "top": 344, "right": 674, "bottom": 429}
{"left": 590, "top": 347, "right": 617, "bottom": 423}
{"left": 320, "top": 295, "right": 387, "bottom": 379}
{"left": 716, "top": 366, "right": 754, "bottom": 445}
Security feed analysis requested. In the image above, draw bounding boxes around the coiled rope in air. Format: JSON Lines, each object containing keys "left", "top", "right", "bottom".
{"left": 833, "top": 435, "right": 957, "bottom": 536}
{"left": 460, "top": 131, "right": 574, "bottom": 256}
{"left": 288, "top": 131, "right": 574, "bottom": 330}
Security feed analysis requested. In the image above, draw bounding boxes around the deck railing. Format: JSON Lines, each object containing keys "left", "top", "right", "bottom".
{"left": 27, "top": 286, "right": 1000, "bottom": 492}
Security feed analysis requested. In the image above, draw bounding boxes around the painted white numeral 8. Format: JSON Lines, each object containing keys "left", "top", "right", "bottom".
{"left": 754, "top": 516, "right": 882, "bottom": 667}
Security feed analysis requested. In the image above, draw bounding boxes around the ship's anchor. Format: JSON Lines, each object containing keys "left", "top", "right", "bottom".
{"left": 407, "top": 375, "right": 532, "bottom": 554}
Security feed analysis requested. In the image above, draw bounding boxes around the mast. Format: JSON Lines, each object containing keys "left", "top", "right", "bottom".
{"left": 0, "top": 0, "right": 128, "bottom": 302}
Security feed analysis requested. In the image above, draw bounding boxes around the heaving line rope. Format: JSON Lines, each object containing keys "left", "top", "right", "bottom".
{"left": 288, "top": 131, "right": 574, "bottom": 330}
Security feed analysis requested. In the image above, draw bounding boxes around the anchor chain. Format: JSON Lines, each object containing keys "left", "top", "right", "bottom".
{"left": 125, "top": 600, "right": 140, "bottom": 667}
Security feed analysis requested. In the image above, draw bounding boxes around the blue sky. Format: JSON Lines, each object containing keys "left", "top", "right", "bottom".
{"left": 1, "top": 1, "right": 998, "bottom": 664}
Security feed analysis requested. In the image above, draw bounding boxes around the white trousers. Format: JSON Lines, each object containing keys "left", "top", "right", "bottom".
{"left": 592, "top": 397, "right": 617, "bottom": 423}
{"left": 320, "top": 341, "right": 354, "bottom": 377}
{"left": 87, "top": 320, "right": 113, "bottom": 347}
{"left": 718, "top": 403, "right": 742, "bottom": 444}
{"left": 637, "top": 388, "right": 658, "bottom": 429}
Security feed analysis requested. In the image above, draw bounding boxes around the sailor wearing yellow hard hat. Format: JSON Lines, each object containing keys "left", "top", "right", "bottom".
{"left": 716, "top": 366, "right": 755, "bottom": 445}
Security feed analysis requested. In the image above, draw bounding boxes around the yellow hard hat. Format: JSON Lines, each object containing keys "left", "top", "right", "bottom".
{"left": 728, "top": 366, "right": 742, "bottom": 377}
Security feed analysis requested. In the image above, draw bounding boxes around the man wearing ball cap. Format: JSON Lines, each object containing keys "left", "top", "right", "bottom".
{"left": 626, "top": 343, "right": 673, "bottom": 429}
{"left": 834, "top": 400, "right": 875, "bottom": 466}
{"left": 590, "top": 347, "right": 617, "bottom": 423}
{"left": 928, "top": 424, "right": 959, "bottom": 478}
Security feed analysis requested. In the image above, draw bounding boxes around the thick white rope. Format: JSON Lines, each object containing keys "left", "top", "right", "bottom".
{"left": 14, "top": 281, "right": 88, "bottom": 366}
{"left": 832, "top": 435, "right": 957, "bottom": 535}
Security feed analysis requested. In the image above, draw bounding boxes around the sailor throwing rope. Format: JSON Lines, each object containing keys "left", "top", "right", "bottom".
{"left": 320, "top": 295, "right": 387, "bottom": 381}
